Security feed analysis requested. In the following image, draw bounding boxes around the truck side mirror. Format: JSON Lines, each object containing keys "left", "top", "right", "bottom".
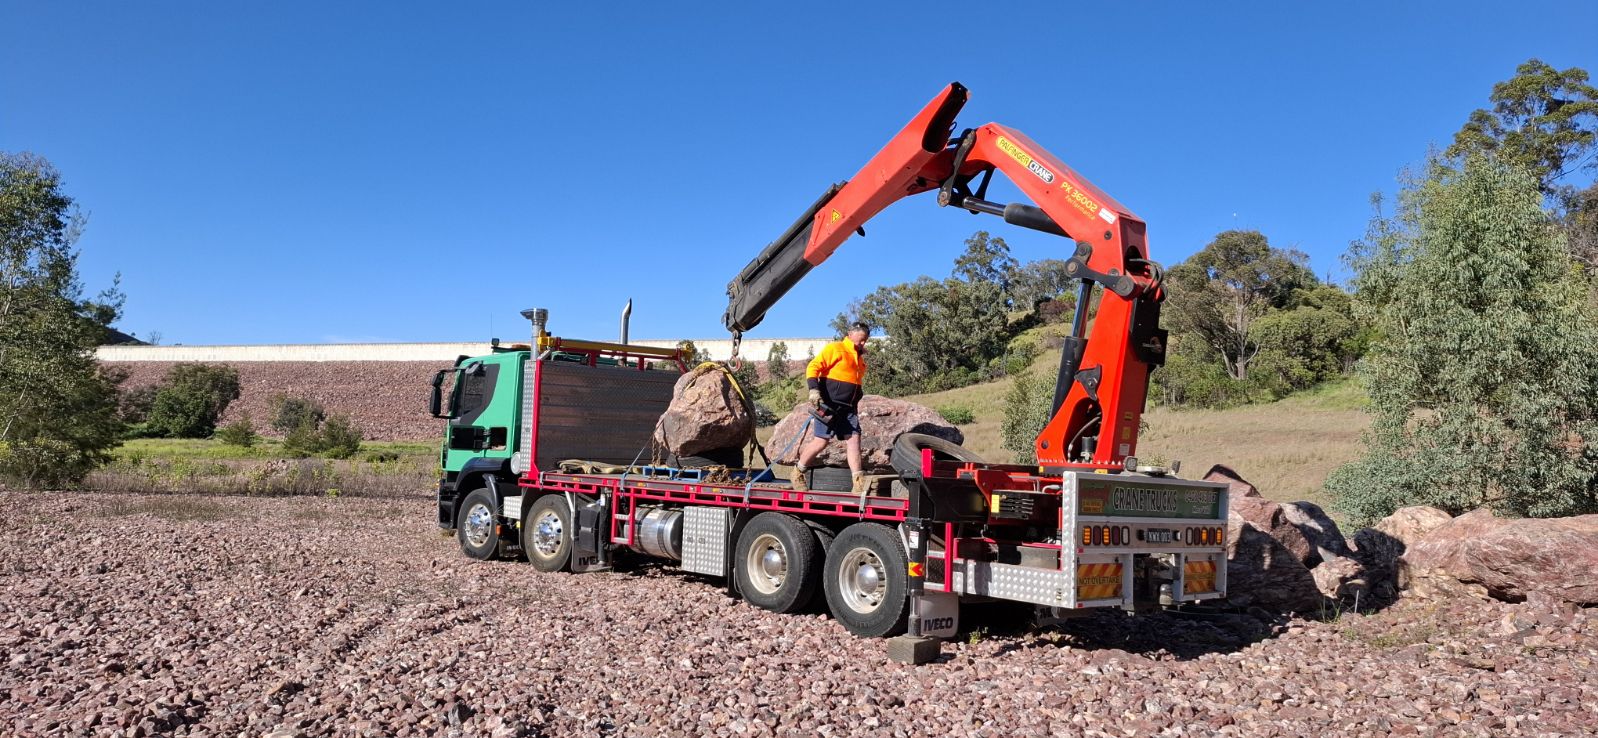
{"left": 429, "top": 369, "right": 450, "bottom": 418}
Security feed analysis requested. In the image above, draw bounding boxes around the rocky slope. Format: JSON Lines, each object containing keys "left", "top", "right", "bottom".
{"left": 4, "top": 492, "right": 1594, "bottom": 737}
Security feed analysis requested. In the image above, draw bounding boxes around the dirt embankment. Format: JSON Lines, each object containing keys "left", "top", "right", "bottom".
{"left": 108, "top": 362, "right": 443, "bottom": 441}
{"left": 4, "top": 492, "right": 1595, "bottom": 737}
{"left": 107, "top": 360, "right": 784, "bottom": 443}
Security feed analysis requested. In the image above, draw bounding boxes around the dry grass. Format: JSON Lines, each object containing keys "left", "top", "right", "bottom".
{"left": 1139, "top": 381, "right": 1368, "bottom": 509}
{"left": 905, "top": 373, "right": 1370, "bottom": 510}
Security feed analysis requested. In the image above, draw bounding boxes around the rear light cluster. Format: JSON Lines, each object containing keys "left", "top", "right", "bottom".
{"left": 1079, "top": 525, "right": 1227, "bottom": 547}
{"left": 1080, "top": 525, "right": 1132, "bottom": 546}
{"left": 1185, "top": 526, "right": 1225, "bottom": 546}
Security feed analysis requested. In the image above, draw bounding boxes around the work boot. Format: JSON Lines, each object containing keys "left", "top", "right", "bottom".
{"left": 851, "top": 471, "right": 867, "bottom": 496}
{"left": 791, "top": 465, "right": 809, "bottom": 492}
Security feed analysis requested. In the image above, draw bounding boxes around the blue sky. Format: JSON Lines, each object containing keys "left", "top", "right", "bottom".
{"left": 3, "top": 2, "right": 1595, "bottom": 345}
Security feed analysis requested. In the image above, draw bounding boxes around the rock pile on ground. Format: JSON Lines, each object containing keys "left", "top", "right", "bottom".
{"left": 1216, "top": 465, "right": 1598, "bottom": 615}
{"left": 4, "top": 491, "right": 1596, "bottom": 736}
{"left": 767, "top": 395, "right": 964, "bottom": 470}
{"left": 1401, "top": 508, "right": 1598, "bottom": 605}
{"left": 651, "top": 365, "right": 754, "bottom": 457}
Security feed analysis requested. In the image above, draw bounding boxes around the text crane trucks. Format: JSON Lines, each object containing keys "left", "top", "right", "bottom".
{"left": 432, "top": 83, "right": 1229, "bottom": 658}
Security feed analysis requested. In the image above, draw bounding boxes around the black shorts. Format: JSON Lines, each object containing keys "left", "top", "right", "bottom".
{"left": 811, "top": 408, "right": 860, "bottom": 441}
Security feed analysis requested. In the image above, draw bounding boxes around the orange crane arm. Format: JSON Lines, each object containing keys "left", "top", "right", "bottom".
{"left": 722, "top": 82, "right": 1168, "bottom": 468}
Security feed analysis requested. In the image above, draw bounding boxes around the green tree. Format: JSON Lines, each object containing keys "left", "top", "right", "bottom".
{"left": 1009, "top": 259, "right": 1077, "bottom": 311}
{"left": 317, "top": 414, "right": 363, "bottom": 459}
{"left": 952, "top": 231, "right": 1019, "bottom": 299}
{"left": 1566, "top": 181, "right": 1598, "bottom": 270}
{"left": 0, "top": 153, "right": 125, "bottom": 487}
{"left": 270, "top": 394, "right": 325, "bottom": 434}
{"left": 1150, "top": 334, "right": 1249, "bottom": 408}
{"left": 836, "top": 275, "right": 1010, "bottom": 395}
{"left": 1249, "top": 285, "right": 1363, "bottom": 396}
{"left": 145, "top": 363, "right": 241, "bottom": 438}
{"left": 1001, "top": 372, "right": 1054, "bottom": 465}
{"left": 1328, "top": 156, "right": 1598, "bottom": 524}
{"left": 1163, "top": 230, "right": 1314, "bottom": 381}
{"left": 765, "top": 340, "right": 793, "bottom": 382}
{"left": 1448, "top": 59, "right": 1598, "bottom": 197}
{"left": 216, "top": 412, "right": 259, "bottom": 448}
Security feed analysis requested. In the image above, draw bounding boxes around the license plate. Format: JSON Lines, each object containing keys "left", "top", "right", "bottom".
{"left": 1144, "top": 529, "right": 1174, "bottom": 543}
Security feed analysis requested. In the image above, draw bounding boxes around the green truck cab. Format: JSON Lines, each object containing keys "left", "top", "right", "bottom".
{"left": 430, "top": 345, "right": 528, "bottom": 530}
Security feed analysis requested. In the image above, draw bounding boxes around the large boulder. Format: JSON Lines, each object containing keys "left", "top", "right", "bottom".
{"left": 1225, "top": 511, "right": 1327, "bottom": 614}
{"left": 651, "top": 365, "right": 754, "bottom": 457}
{"left": 1400, "top": 509, "right": 1598, "bottom": 605}
{"left": 1279, "top": 501, "right": 1354, "bottom": 567}
{"left": 1228, "top": 497, "right": 1317, "bottom": 568}
{"left": 1310, "top": 555, "right": 1371, "bottom": 602}
{"left": 1202, "top": 464, "right": 1262, "bottom": 498}
{"left": 1376, "top": 505, "right": 1453, "bottom": 546}
{"left": 767, "top": 395, "right": 963, "bottom": 471}
{"left": 1347, "top": 506, "right": 1452, "bottom": 602}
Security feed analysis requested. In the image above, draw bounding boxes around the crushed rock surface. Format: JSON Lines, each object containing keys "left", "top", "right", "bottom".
{"left": 2, "top": 492, "right": 1595, "bottom": 737}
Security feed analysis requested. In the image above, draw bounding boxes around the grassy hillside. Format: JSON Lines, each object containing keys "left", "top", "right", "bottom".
{"left": 908, "top": 375, "right": 1369, "bottom": 510}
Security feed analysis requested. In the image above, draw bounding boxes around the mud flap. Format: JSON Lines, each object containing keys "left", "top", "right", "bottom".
{"left": 571, "top": 494, "right": 610, "bottom": 573}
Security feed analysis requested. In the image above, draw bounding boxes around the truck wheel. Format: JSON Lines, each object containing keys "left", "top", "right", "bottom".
{"left": 524, "top": 495, "right": 573, "bottom": 573}
{"left": 890, "top": 433, "right": 983, "bottom": 475}
{"left": 457, "top": 488, "right": 504, "bottom": 561}
{"left": 823, "top": 522, "right": 909, "bottom": 637}
{"left": 735, "top": 513, "right": 820, "bottom": 613}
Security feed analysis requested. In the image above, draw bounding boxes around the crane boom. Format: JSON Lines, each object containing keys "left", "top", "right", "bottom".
{"left": 723, "top": 82, "right": 1168, "bottom": 469}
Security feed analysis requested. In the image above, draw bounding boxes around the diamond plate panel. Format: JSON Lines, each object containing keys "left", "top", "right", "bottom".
{"left": 961, "top": 561, "right": 1073, "bottom": 607}
{"left": 681, "top": 506, "right": 730, "bottom": 577}
{"left": 519, "top": 361, "right": 535, "bottom": 461}
{"left": 502, "top": 495, "right": 523, "bottom": 523}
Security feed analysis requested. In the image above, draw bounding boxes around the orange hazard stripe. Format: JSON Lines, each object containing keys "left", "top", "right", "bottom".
{"left": 1076, "top": 563, "right": 1123, "bottom": 600}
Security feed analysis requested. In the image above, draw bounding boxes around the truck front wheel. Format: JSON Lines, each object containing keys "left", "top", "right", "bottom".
{"left": 735, "top": 512, "right": 820, "bottom": 613}
{"left": 457, "top": 488, "right": 505, "bottom": 561}
{"left": 823, "top": 522, "right": 910, "bottom": 637}
{"left": 524, "top": 495, "right": 573, "bottom": 573}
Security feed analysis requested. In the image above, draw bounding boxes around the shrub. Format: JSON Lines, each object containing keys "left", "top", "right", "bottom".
{"left": 937, "top": 404, "right": 976, "bottom": 425}
{"left": 1330, "top": 157, "right": 1598, "bottom": 524}
{"left": 281, "top": 421, "right": 322, "bottom": 458}
{"left": 270, "top": 394, "right": 326, "bottom": 434}
{"left": 216, "top": 413, "right": 258, "bottom": 448}
{"left": 1001, "top": 373, "right": 1054, "bottom": 465}
{"left": 145, "top": 364, "right": 241, "bottom": 438}
{"left": 318, "top": 415, "right": 364, "bottom": 460}
{"left": 118, "top": 384, "right": 159, "bottom": 424}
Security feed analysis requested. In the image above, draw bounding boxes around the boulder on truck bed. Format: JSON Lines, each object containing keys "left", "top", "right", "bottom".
{"left": 652, "top": 364, "right": 755, "bottom": 458}
{"left": 767, "top": 395, "right": 963, "bottom": 472}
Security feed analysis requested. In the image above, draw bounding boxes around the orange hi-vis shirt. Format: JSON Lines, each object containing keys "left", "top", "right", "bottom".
{"left": 806, "top": 339, "right": 866, "bottom": 408}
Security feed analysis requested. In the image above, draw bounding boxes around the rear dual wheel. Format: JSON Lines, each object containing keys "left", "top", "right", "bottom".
{"left": 524, "top": 495, "right": 573, "bottom": 573}
{"left": 735, "top": 513, "right": 821, "bottom": 613}
{"left": 823, "top": 522, "right": 910, "bottom": 638}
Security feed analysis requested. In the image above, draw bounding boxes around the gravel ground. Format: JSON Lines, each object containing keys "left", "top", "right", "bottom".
{"left": 3, "top": 492, "right": 1595, "bottom": 737}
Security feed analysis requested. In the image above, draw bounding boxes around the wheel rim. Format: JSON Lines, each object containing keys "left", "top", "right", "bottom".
{"left": 743, "top": 533, "right": 789, "bottom": 595}
{"left": 838, "top": 546, "right": 886, "bottom": 614}
{"left": 531, "top": 509, "right": 564, "bottom": 558}
{"left": 463, "top": 503, "right": 494, "bottom": 549}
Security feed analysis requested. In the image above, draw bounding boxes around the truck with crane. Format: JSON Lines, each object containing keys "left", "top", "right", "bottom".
{"left": 431, "top": 82, "right": 1229, "bottom": 656}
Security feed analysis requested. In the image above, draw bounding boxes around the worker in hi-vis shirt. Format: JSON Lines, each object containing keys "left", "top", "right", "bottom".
{"left": 792, "top": 321, "right": 870, "bottom": 494}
